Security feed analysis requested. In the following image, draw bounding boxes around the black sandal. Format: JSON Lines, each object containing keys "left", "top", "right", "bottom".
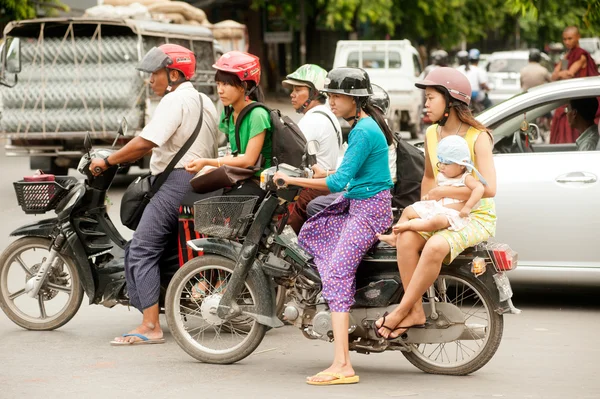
{"left": 373, "top": 312, "right": 426, "bottom": 340}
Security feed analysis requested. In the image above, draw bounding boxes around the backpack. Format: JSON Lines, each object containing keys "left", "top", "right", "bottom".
{"left": 392, "top": 132, "right": 425, "bottom": 210}
{"left": 234, "top": 102, "right": 307, "bottom": 168}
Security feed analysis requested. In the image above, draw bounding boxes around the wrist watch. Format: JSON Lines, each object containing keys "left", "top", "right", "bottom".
{"left": 103, "top": 156, "right": 112, "bottom": 168}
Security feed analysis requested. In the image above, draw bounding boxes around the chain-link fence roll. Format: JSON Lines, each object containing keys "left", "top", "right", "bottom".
{"left": 17, "top": 62, "right": 141, "bottom": 82}
{"left": 1, "top": 107, "right": 144, "bottom": 133}
{"left": 20, "top": 36, "right": 139, "bottom": 64}
{"left": 2, "top": 79, "right": 145, "bottom": 109}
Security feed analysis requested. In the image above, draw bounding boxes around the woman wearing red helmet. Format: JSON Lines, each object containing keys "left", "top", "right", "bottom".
{"left": 183, "top": 51, "right": 271, "bottom": 296}
{"left": 374, "top": 67, "right": 497, "bottom": 339}
{"left": 90, "top": 44, "right": 220, "bottom": 345}
{"left": 185, "top": 51, "right": 272, "bottom": 189}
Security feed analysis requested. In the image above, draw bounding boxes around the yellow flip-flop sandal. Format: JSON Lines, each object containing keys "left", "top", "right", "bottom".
{"left": 306, "top": 372, "right": 360, "bottom": 386}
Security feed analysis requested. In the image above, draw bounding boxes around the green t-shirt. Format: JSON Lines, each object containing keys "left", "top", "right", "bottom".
{"left": 219, "top": 105, "right": 272, "bottom": 174}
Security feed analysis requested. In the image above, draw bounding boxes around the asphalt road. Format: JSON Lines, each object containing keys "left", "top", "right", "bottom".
{"left": 0, "top": 138, "right": 599, "bottom": 399}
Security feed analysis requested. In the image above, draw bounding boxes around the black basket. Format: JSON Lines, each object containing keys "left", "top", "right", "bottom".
{"left": 13, "top": 176, "right": 78, "bottom": 214}
{"left": 193, "top": 196, "right": 258, "bottom": 239}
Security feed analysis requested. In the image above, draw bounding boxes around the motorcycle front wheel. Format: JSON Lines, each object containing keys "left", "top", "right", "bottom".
{"left": 402, "top": 267, "right": 504, "bottom": 375}
{"left": 165, "top": 254, "right": 268, "bottom": 364}
{"left": 0, "top": 237, "right": 84, "bottom": 330}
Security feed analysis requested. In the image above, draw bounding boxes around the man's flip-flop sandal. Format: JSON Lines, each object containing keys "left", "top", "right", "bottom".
{"left": 306, "top": 372, "right": 360, "bottom": 386}
{"left": 191, "top": 275, "right": 226, "bottom": 300}
{"left": 110, "top": 333, "right": 166, "bottom": 346}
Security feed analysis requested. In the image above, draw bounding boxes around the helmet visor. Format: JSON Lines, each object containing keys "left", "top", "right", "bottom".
{"left": 136, "top": 47, "right": 172, "bottom": 73}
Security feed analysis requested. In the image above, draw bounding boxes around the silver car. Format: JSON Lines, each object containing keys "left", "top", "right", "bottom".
{"left": 486, "top": 50, "right": 553, "bottom": 106}
{"left": 477, "top": 77, "right": 600, "bottom": 285}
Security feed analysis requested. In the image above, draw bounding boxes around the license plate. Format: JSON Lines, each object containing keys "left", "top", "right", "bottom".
{"left": 502, "top": 78, "right": 517, "bottom": 85}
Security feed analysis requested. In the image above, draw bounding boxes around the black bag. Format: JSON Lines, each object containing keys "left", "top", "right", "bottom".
{"left": 391, "top": 132, "right": 425, "bottom": 210}
{"left": 120, "top": 95, "right": 204, "bottom": 230}
{"left": 235, "top": 102, "right": 307, "bottom": 168}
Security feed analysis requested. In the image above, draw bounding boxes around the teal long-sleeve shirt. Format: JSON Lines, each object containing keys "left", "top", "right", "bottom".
{"left": 325, "top": 117, "right": 393, "bottom": 199}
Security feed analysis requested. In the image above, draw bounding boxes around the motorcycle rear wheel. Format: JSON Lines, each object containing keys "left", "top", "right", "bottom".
{"left": 402, "top": 267, "right": 504, "bottom": 375}
{"left": 0, "top": 237, "right": 84, "bottom": 331}
{"left": 165, "top": 254, "right": 267, "bottom": 364}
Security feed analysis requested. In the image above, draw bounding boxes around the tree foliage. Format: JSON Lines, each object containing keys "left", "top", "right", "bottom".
{"left": 250, "top": 0, "right": 600, "bottom": 50}
{"left": 507, "top": 0, "right": 600, "bottom": 47}
{"left": 1, "top": 0, "right": 70, "bottom": 26}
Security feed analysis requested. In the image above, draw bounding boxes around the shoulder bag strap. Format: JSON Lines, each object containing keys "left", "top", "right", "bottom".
{"left": 313, "top": 110, "right": 341, "bottom": 148}
{"left": 233, "top": 102, "right": 267, "bottom": 156}
{"left": 151, "top": 94, "right": 204, "bottom": 194}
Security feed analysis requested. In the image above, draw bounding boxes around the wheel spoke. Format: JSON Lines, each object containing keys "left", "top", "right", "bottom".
{"left": 8, "top": 288, "right": 26, "bottom": 300}
{"left": 405, "top": 273, "right": 499, "bottom": 372}
{"left": 46, "top": 282, "right": 71, "bottom": 294}
{"left": 38, "top": 295, "right": 47, "bottom": 319}
{"left": 16, "top": 256, "right": 33, "bottom": 276}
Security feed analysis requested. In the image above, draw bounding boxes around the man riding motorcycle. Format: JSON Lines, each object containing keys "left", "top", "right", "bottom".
{"left": 90, "top": 44, "right": 219, "bottom": 345}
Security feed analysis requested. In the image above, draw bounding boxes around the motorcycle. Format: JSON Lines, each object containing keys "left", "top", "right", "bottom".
{"left": 164, "top": 145, "right": 521, "bottom": 375}
{"left": 0, "top": 120, "right": 182, "bottom": 330}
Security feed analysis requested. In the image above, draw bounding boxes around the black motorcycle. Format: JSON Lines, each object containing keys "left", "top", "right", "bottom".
{"left": 0, "top": 121, "right": 181, "bottom": 330}
{"left": 164, "top": 156, "right": 521, "bottom": 375}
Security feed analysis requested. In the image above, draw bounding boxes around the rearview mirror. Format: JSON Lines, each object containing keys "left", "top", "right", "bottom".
{"left": 306, "top": 140, "right": 320, "bottom": 156}
{"left": 83, "top": 133, "right": 93, "bottom": 153}
{"left": 118, "top": 117, "right": 128, "bottom": 136}
{"left": 2, "top": 37, "right": 21, "bottom": 74}
{"left": 0, "top": 37, "right": 21, "bottom": 87}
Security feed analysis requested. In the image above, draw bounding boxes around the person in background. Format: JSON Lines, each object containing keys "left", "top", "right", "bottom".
{"left": 567, "top": 97, "right": 599, "bottom": 151}
{"left": 550, "top": 26, "right": 599, "bottom": 144}
{"left": 520, "top": 49, "right": 551, "bottom": 91}
{"left": 281, "top": 64, "right": 343, "bottom": 233}
{"left": 457, "top": 49, "right": 491, "bottom": 110}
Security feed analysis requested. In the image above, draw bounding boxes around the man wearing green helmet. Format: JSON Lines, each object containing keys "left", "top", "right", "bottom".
{"left": 282, "top": 64, "right": 344, "bottom": 233}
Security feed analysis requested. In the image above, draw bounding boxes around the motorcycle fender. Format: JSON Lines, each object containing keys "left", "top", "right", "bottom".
{"left": 188, "top": 238, "right": 282, "bottom": 328}
{"left": 10, "top": 218, "right": 57, "bottom": 238}
{"left": 62, "top": 229, "right": 97, "bottom": 303}
{"left": 450, "top": 260, "right": 505, "bottom": 314}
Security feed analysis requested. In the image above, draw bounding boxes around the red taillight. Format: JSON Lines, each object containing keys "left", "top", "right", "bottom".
{"left": 487, "top": 243, "right": 518, "bottom": 271}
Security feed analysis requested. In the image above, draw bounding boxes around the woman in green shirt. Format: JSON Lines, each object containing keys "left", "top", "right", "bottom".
{"left": 180, "top": 51, "right": 271, "bottom": 267}
{"left": 185, "top": 51, "right": 272, "bottom": 194}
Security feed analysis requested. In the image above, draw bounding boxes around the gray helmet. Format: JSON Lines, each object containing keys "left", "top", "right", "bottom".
{"left": 456, "top": 50, "right": 469, "bottom": 66}
{"left": 369, "top": 83, "right": 390, "bottom": 115}
{"left": 431, "top": 50, "right": 449, "bottom": 66}
{"left": 321, "top": 67, "right": 373, "bottom": 97}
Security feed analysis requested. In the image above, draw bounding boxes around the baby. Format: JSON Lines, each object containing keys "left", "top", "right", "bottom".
{"left": 379, "top": 135, "right": 487, "bottom": 246}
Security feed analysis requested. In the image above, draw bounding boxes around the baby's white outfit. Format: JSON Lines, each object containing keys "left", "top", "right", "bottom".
{"left": 411, "top": 171, "right": 478, "bottom": 231}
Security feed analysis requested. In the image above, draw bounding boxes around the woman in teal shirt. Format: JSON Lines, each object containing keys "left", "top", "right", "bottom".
{"left": 274, "top": 67, "right": 394, "bottom": 386}
{"left": 185, "top": 50, "right": 272, "bottom": 193}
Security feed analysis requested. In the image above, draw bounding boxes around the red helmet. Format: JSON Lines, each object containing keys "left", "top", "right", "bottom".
{"left": 213, "top": 51, "right": 261, "bottom": 85}
{"left": 137, "top": 44, "right": 196, "bottom": 80}
{"left": 415, "top": 67, "right": 472, "bottom": 105}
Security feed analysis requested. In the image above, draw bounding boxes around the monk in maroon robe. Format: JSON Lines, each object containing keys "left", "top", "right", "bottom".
{"left": 550, "top": 26, "right": 599, "bottom": 144}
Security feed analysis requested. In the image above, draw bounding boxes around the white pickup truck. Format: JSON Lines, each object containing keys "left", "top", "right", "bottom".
{"left": 333, "top": 40, "right": 423, "bottom": 138}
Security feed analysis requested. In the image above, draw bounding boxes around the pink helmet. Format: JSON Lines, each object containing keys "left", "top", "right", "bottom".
{"left": 415, "top": 67, "right": 472, "bottom": 106}
{"left": 213, "top": 51, "right": 261, "bottom": 85}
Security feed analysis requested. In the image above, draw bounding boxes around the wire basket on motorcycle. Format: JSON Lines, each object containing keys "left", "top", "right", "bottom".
{"left": 193, "top": 195, "right": 258, "bottom": 239}
{"left": 13, "top": 176, "right": 78, "bottom": 214}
